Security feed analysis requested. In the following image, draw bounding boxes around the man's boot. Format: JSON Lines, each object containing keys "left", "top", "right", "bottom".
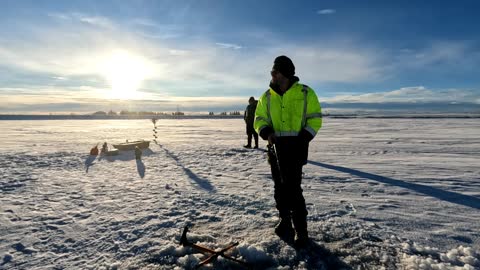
{"left": 292, "top": 213, "right": 309, "bottom": 248}
{"left": 244, "top": 134, "right": 252, "bottom": 148}
{"left": 294, "top": 230, "right": 309, "bottom": 248}
{"left": 274, "top": 217, "right": 294, "bottom": 240}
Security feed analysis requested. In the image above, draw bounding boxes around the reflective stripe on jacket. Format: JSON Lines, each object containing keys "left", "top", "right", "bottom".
{"left": 254, "top": 82, "right": 322, "bottom": 138}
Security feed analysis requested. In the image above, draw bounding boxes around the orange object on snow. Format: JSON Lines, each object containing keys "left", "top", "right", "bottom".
{"left": 90, "top": 146, "right": 99, "bottom": 156}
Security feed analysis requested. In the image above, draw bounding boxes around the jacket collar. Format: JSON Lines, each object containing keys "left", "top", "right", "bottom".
{"left": 269, "top": 76, "right": 300, "bottom": 96}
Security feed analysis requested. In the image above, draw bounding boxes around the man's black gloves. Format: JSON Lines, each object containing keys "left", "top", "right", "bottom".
{"left": 261, "top": 126, "right": 313, "bottom": 144}
{"left": 259, "top": 126, "right": 274, "bottom": 141}
{"left": 299, "top": 128, "right": 314, "bottom": 143}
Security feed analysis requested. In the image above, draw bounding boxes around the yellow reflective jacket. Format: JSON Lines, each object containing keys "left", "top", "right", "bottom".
{"left": 254, "top": 82, "right": 322, "bottom": 139}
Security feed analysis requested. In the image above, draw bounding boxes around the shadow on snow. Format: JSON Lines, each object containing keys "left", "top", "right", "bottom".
{"left": 295, "top": 240, "right": 352, "bottom": 270}
{"left": 136, "top": 159, "right": 145, "bottom": 178}
{"left": 156, "top": 143, "right": 216, "bottom": 193}
{"left": 84, "top": 150, "right": 151, "bottom": 178}
{"left": 84, "top": 155, "right": 96, "bottom": 173}
{"left": 308, "top": 160, "right": 480, "bottom": 210}
{"left": 102, "top": 148, "right": 154, "bottom": 162}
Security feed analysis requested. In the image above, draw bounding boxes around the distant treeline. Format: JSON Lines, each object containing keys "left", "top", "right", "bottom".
{"left": 92, "top": 110, "right": 241, "bottom": 116}
{"left": 93, "top": 110, "right": 183, "bottom": 116}
{"left": 0, "top": 114, "right": 243, "bottom": 120}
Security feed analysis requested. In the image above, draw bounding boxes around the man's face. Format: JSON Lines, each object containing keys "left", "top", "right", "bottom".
{"left": 270, "top": 69, "right": 281, "bottom": 85}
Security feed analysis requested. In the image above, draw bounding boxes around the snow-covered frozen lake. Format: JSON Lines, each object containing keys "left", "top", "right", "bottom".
{"left": 1, "top": 118, "right": 479, "bottom": 269}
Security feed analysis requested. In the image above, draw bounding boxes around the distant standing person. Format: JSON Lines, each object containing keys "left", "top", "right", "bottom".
{"left": 135, "top": 146, "right": 142, "bottom": 160}
{"left": 254, "top": 55, "right": 322, "bottom": 247}
{"left": 243, "top": 96, "right": 259, "bottom": 149}
{"left": 101, "top": 142, "right": 108, "bottom": 154}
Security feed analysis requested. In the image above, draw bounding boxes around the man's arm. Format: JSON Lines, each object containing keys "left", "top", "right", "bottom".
{"left": 254, "top": 92, "right": 274, "bottom": 140}
{"left": 300, "top": 88, "right": 322, "bottom": 142}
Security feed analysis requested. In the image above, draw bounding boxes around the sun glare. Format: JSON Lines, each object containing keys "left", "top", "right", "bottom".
{"left": 100, "top": 50, "right": 152, "bottom": 99}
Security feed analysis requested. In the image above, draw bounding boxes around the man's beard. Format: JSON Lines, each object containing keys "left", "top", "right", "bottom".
{"left": 269, "top": 80, "right": 280, "bottom": 91}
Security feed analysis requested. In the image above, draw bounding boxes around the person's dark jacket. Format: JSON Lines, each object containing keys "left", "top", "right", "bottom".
{"left": 244, "top": 101, "right": 258, "bottom": 126}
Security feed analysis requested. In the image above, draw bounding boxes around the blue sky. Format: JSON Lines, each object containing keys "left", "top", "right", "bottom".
{"left": 0, "top": 0, "right": 479, "bottom": 113}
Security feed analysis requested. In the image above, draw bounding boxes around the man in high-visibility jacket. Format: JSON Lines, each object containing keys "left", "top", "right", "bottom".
{"left": 254, "top": 55, "right": 322, "bottom": 247}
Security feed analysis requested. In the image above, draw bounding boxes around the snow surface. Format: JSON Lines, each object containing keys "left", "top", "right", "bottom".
{"left": 1, "top": 118, "right": 479, "bottom": 269}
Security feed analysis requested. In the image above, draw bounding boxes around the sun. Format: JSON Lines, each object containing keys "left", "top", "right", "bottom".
{"left": 100, "top": 50, "right": 152, "bottom": 99}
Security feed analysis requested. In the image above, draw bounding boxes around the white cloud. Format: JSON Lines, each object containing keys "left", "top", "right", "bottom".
{"left": 47, "top": 13, "right": 70, "bottom": 20}
{"left": 130, "top": 18, "right": 160, "bottom": 28}
{"left": 1, "top": 84, "right": 478, "bottom": 114}
{"left": 47, "top": 12, "right": 113, "bottom": 28}
{"left": 0, "top": 12, "right": 387, "bottom": 104}
{"left": 129, "top": 18, "right": 184, "bottom": 40}
{"left": 0, "top": 85, "right": 249, "bottom": 113}
{"left": 215, "top": 42, "right": 243, "bottom": 50}
{"left": 76, "top": 15, "right": 113, "bottom": 28}
{"left": 325, "top": 86, "right": 480, "bottom": 104}
{"left": 168, "top": 49, "right": 190, "bottom": 56}
{"left": 395, "top": 41, "right": 478, "bottom": 69}
{"left": 317, "top": 9, "right": 336, "bottom": 15}
{"left": 283, "top": 45, "right": 384, "bottom": 83}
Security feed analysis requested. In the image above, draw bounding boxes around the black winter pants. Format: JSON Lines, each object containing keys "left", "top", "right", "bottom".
{"left": 246, "top": 124, "right": 258, "bottom": 146}
{"left": 270, "top": 137, "right": 308, "bottom": 233}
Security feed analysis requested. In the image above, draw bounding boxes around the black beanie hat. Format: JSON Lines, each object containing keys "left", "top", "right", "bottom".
{"left": 273, "top": 55, "right": 295, "bottom": 78}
